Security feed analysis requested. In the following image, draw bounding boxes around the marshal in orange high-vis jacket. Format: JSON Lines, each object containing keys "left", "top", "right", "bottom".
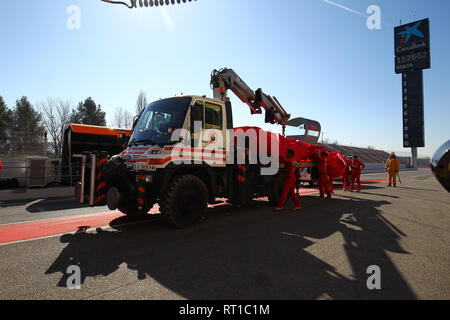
{"left": 385, "top": 153, "right": 401, "bottom": 187}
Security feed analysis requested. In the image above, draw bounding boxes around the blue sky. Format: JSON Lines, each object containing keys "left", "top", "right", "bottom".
{"left": 0, "top": 0, "right": 449, "bottom": 157}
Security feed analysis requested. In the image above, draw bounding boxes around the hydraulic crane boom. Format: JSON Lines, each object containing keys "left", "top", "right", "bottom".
{"left": 210, "top": 68, "right": 291, "bottom": 127}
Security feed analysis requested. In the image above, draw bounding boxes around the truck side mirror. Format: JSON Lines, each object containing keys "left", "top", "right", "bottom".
{"left": 191, "top": 105, "right": 203, "bottom": 122}
{"left": 119, "top": 132, "right": 127, "bottom": 145}
{"left": 190, "top": 104, "right": 204, "bottom": 148}
{"left": 132, "top": 116, "right": 139, "bottom": 130}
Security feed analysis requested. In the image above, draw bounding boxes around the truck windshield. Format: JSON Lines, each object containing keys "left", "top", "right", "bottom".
{"left": 129, "top": 97, "right": 192, "bottom": 146}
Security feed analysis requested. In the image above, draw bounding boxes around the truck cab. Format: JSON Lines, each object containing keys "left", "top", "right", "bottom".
{"left": 119, "top": 95, "right": 230, "bottom": 172}
{"left": 100, "top": 95, "right": 239, "bottom": 228}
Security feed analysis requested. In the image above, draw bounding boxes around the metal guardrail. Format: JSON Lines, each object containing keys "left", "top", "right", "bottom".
{"left": 0, "top": 154, "right": 100, "bottom": 206}
{"left": 0, "top": 160, "right": 83, "bottom": 187}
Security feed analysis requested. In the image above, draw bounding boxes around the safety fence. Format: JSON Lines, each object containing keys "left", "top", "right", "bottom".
{"left": 0, "top": 158, "right": 83, "bottom": 188}
{"left": 0, "top": 132, "right": 49, "bottom": 157}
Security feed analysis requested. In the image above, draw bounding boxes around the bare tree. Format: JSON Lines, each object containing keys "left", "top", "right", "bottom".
{"left": 113, "top": 107, "right": 133, "bottom": 129}
{"left": 39, "top": 97, "right": 72, "bottom": 156}
{"left": 136, "top": 90, "right": 148, "bottom": 115}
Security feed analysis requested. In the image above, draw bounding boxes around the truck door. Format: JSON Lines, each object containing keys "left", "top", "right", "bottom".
{"left": 203, "top": 101, "right": 226, "bottom": 167}
{"left": 190, "top": 100, "right": 204, "bottom": 151}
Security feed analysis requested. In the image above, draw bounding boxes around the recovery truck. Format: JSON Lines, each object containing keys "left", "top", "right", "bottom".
{"left": 76, "top": 68, "right": 346, "bottom": 228}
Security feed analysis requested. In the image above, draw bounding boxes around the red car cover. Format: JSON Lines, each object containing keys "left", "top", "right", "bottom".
{"left": 233, "top": 126, "right": 346, "bottom": 175}
{"left": 327, "top": 152, "right": 346, "bottom": 179}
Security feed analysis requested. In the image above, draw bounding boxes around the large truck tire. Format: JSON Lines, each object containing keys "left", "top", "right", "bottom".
{"left": 160, "top": 174, "right": 208, "bottom": 228}
{"left": 268, "top": 173, "right": 284, "bottom": 206}
{"left": 107, "top": 189, "right": 150, "bottom": 217}
{"left": 309, "top": 178, "right": 319, "bottom": 188}
{"left": 118, "top": 202, "right": 140, "bottom": 216}
{"left": 309, "top": 167, "right": 319, "bottom": 187}
{"left": 118, "top": 201, "right": 151, "bottom": 217}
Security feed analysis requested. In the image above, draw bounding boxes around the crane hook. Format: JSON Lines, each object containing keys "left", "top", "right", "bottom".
{"left": 101, "top": 0, "right": 137, "bottom": 9}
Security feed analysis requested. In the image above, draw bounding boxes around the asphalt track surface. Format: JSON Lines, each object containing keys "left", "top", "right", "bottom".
{"left": 0, "top": 169, "right": 449, "bottom": 300}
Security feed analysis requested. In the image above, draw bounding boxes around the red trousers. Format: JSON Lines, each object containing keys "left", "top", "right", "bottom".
{"left": 277, "top": 178, "right": 301, "bottom": 208}
{"left": 319, "top": 174, "right": 331, "bottom": 198}
{"left": 350, "top": 172, "right": 361, "bottom": 191}
{"left": 342, "top": 170, "right": 349, "bottom": 189}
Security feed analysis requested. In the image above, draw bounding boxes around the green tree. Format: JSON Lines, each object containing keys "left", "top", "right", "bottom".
{"left": 70, "top": 97, "right": 107, "bottom": 126}
{"left": 11, "top": 96, "right": 45, "bottom": 155}
{"left": 0, "top": 96, "right": 13, "bottom": 154}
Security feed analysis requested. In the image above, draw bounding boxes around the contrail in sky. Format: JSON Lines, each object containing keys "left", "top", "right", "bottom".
{"left": 321, "top": 0, "right": 394, "bottom": 26}
{"left": 322, "top": 0, "right": 369, "bottom": 18}
{"left": 161, "top": 7, "right": 175, "bottom": 32}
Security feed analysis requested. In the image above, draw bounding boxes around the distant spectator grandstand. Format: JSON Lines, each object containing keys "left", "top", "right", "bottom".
{"left": 287, "top": 137, "right": 430, "bottom": 167}
{"left": 319, "top": 144, "right": 390, "bottom": 163}
{"left": 319, "top": 144, "right": 430, "bottom": 166}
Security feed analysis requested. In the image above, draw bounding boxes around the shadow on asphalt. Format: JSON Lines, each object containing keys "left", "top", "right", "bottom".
{"left": 0, "top": 199, "right": 35, "bottom": 208}
{"left": 45, "top": 193, "right": 417, "bottom": 299}
{"left": 347, "top": 190, "right": 400, "bottom": 199}
{"left": 332, "top": 184, "right": 400, "bottom": 199}
{"left": 24, "top": 197, "right": 89, "bottom": 213}
{"left": 0, "top": 197, "right": 85, "bottom": 212}
{"left": 395, "top": 186, "right": 442, "bottom": 192}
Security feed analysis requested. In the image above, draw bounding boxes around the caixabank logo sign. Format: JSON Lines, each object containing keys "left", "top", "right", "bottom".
{"left": 102, "top": 0, "right": 197, "bottom": 9}
{"left": 394, "top": 18, "right": 430, "bottom": 74}
{"left": 395, "top": 19, "right": 430, "bottom": 54}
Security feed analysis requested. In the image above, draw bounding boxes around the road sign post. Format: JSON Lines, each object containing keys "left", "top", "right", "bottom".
{"left": 402, "top": 70, "right": 425, "bottom": 149}
{"left": 394, "top": 18, "right": 430, "bottom": 167}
